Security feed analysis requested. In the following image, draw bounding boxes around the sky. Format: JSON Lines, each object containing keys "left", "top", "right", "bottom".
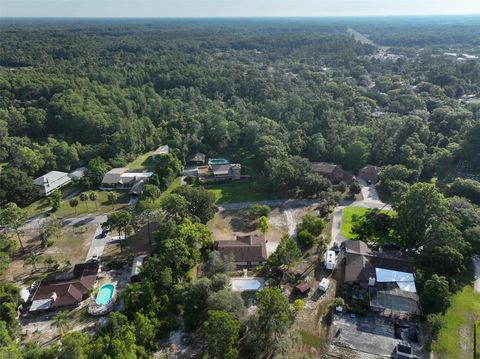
{"left": 1, "top": 0, "right": 480, "bottom": 18}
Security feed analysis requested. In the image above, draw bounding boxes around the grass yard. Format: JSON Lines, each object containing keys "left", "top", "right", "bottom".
{"left": 127, "top": 151, "right": 156, "bottom": 170}
{"left": 298, "top": 330, "right": 323, "bottom": 348}
{"left": 24, "top": 191, "right": 129, "bottom": 218}
{"left": 153, "top": 177, "right": 182, "bottom": 206}
{"left": 206, "top": 179, "right": 277, "bottom": 204}
{"left": 432, "top": 286, "right": 480, "bottom": 359}
{"left": 340, "top": 207, "right": 394, "bottom": 239}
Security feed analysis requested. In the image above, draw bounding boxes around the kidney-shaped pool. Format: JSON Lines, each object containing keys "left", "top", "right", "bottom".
{"left": 96, "top": 283, "right": 115, "bottom": 305}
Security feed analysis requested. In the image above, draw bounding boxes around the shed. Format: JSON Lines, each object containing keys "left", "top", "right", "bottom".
{"left": 130, "top": 255, "right": 147, "bottom": 282}
{"left": 294, "top": 282, "right": 311, "bottom": 295}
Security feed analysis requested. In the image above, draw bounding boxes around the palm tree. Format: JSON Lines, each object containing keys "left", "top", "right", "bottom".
{"left": 24, "top": 252, "right": 40, "bottom": 273}
{"left": 69, "top": 198, "right": 79, "bottom": 215}
{"left": 89, "top": 191, "right": 98, "bottom": 211}
{"left": 107, "top": 192, "right": 118, "bottom": 210}
{"left": 79, "top": 192, "right": 89, "bottom": 212}
{"left": 53, "top": 311, "right": 71, "bottom": 336}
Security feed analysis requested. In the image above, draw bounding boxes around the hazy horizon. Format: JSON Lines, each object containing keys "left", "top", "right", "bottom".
{"left": 2, "top": 0, "right": 480, "bottom": 18}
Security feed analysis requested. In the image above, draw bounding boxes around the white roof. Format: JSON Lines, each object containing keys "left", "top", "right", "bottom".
{"left": 154, "top": 145, "right": 169, "bottom": 155}
{"left": 131, "top": 255, "right": 147, "bottom": 277}
{"left": 29, "top": 298, "right": 52, "bottom": 312}
{"left": 375, "top": 267, "right": 417, "bottom": 293}
{"left": 319, "top": 278, "right": 330, "bottom": 288}
{"left": 326, "top": 250, "right": 336, "bottom": 263}
{"left": 33, "top": 171, "right": 69, "bottom": 186}
{"left": 68, "top": 167, "right": 87, "bottom": 179}
{"left": 20, "top": 288, "right": 30, "bottom": 302}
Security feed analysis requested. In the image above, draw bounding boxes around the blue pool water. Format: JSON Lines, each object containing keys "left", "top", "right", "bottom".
{"left": 96, "top": 283, "right": 115, "bottom": 305}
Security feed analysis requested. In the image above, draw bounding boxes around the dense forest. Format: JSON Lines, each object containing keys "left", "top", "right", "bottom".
{"left": 1, "top": 16, "right": 480, "bottom": 358}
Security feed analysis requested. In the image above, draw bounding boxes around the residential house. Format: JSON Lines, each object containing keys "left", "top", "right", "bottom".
{"left": 33, "top": 171, "right": 72, "bottom": 196}
{"left": 101, "top": 168, "right": 153, "bottom": 189}
{"left": 197, "top": 163, "right": 241, "bottom": 183}
{"left": 189, "top": 152, "right": 206, "bottom": 165}
{"left": 214, "top": 234, "right": 267, "bottom": 268}
{"left": 344, "top": 240, "right": 421, "bottom": 316}
{"left": 358, "top": 165, "right": 381, "bottom": 183}
{"left": 311, "top": 162, "right": 345, "bottom": 183}
{"left": 29, "top": 262, "right": 99, "bottom": 312}
{"left": 152, "top": 145, "right": 169, "bottom": 160}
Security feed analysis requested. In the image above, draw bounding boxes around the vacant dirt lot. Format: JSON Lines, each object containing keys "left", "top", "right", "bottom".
{"left": 208, "top": 205, "right": 317, "bottom": 245}
{"left": 1, "top": 224, "right": 95, "bottom": 285}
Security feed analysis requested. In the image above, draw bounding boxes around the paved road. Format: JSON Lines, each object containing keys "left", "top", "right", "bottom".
{"left": 330, "top": 180, "right": 391, "bottom": 247}
{"left": 218, "top": 198, "right": 318, "bottom": 211}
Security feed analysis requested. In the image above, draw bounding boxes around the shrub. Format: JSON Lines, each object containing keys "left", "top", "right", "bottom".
{"left": 293, "top": 299, "right": 305, "bottom": 312}
{"left": 249, "top": 204, "right": 271, "bottom": 218}
{"left": 297, "top": 230, "right": 316, "bottom": 248}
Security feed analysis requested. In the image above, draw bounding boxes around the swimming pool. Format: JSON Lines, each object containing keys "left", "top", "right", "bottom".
{"left": 231, "top": 278, "right": 265, "bottom": 292}
{"left": 96, "top": 283, "right": 115, "bottom": 305}
{"left": 208, "top": 158, "right": 230, "bottom": 165}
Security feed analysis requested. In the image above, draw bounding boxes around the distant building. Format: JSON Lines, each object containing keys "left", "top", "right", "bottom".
{"left": 214, "top": 234, "right": 267, "bottom": 268}
{"left": 311, "top": 162, "right": 345, "bottom": 183}
{"left": 29, "top": 262, "right": 99, "bottom": 312}
{"left": 358, "top": 165, "right": 381, "bottom": 183}
{"left": 152, "top": 145, "right": 169, "bottom": 160}
{"left": 68, "top": 167, "right": 87, "bottom": 181}
{"left": 101, "top": 168, "right": 153, "bottom": 188}
{"left": 344, "top": 240, "right": 421, "bottom": 316}
{"left": 196, "top": 162, "right": 242, "bottom": 183}
{"left": 189, "top": 152, "right": 206, "bottom": 165}
{"left": 33, "top": 171, "right": 72, "bottom": 196}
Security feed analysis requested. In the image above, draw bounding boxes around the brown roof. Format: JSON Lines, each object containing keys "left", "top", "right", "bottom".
{"left": 215, "top": 234, "right": 267, "bottom": 263}
{"left": 294, "top": 282, "right": 311, "bottom": 294}
{"left": 32, "top": 262, "right": 98, "bottom": 308}
{"left": 344, "top": 241, "right": 413, "bottom": 284}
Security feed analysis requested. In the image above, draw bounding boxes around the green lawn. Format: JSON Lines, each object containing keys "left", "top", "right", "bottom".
{"left": 24, "top": 190, "right": 129, "bottom": 218}
{"left": 206, "top": 179, "right": 277, "bottom": 204}
{"left": 432, "top": 286, "right": 480, "bottom": 359}
{"left": 340, "top": 207, "right": 394, "bottom": 239}
{"left": 154, "top": 177, "right": 183, "bottom": 206}
{"left": 127, "top": 151, "right": 156, "bottom": 170}
{"left": 298, "top": 330, "right": 322, "bottom": 348}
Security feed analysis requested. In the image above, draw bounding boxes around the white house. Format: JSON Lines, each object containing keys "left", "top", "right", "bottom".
{"left": 33, "top": 171, "right": 72, "bottom": 196}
